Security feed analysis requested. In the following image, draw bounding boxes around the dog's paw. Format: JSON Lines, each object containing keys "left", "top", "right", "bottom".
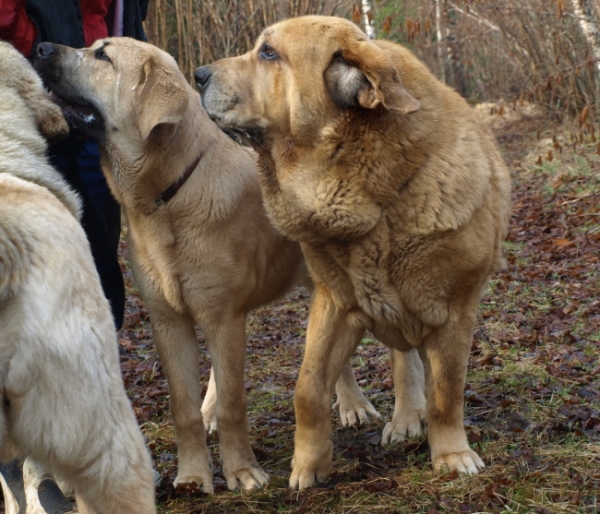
{"left": 433, "top": 449, "right": 485, "bottom": 475}
{"left": 201, "top": 403, "right": 217, "bottom": 433}
{"left": 333, "top": 396, "right": 382, "bottom": 427}
{"left": 174, "top": 465, "right": 214, "bottom": 494}
{"left": 204, "top": 419, "right": 218, "bottom": 433}
{"left": 289, "top": 442, "right": 333, "bottom": 490}
{"left": 381, "top": 409, "right": 425, "bottom": 444}
{"left": 224, "top": 464, "right": 269, "bottom": 491}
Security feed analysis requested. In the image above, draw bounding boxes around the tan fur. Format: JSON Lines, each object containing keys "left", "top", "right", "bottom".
{"left": 197, "top": 15, "right": 512, "bottom": 489}
{"left": 0, "top": 41, "right": 155, "bottom": 513}
{"left": 34, "top": 37, "right": 390, "bottom": 493}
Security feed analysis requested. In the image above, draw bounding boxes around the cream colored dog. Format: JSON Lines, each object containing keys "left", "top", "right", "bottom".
{"left": 0, "top": 41, "right": 155, "bottom": 513}
{"left": 196, "top": 15, "right": 512, "bottom": 489}
{"left": 34, "top": 37, "right": 389, "bottom": 493}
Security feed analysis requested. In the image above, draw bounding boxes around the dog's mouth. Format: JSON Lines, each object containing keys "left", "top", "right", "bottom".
{"left": 47, "top": 91, "right": 104, "bottom": 133}
{"left": 219, "top": 126, "right": 264, "bottom": 147}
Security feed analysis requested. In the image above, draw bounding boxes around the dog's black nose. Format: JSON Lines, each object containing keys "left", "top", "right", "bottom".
{"left": 36, "top": 42, "right": 56, "bottom": 59}
{"left": 194, "top": 66, "right": 212, "bottom": 89}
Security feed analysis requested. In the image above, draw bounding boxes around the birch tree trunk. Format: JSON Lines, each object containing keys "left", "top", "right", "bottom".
{"left": 362, "top": 0, "right": 375, "bottom": 39}
{"left": 435, "top": 0, "right": 446, "bottom": 83}
{"left": 569, "top": 0, "right": 600, "bottom": 80}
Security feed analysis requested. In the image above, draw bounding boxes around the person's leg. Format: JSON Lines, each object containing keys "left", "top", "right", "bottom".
{"left": 49, "top": 136, "right": 125, "bottom": 330}
{"left": 77, "top": 138, "right": 124, "bottom": 329}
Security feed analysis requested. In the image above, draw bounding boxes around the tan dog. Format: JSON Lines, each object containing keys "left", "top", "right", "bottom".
{"left": 196, "top": 15, "right": 512, "bottom": 489}
{"left": 0, "top": 41, "right": 155, "bottom": 513}
{"left": 34, "top": 37, "right": 388, "bottom": 493}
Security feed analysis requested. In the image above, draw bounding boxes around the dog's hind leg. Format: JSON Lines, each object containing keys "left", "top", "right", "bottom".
{"left": 381, "top": 348, "right": 426, "bottom": 444}
{"left": 204, "top": 314, "right": 269, "bottom": 491}
{"left": 5, "top": 333, "right": 155, "bottom": 513}
{"left": 369, "top": 325, "right": 427, "bottom": 444}
{"left": 333, "top": 355, "right": 382, "bottom": 427}
{"left": 201, "top": 367, "right": 218, "bottom": 433}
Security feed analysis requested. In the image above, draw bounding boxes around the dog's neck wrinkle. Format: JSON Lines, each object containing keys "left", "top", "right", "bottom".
{"left": 102, "top": 110, "right": 213, "bottom": 215}
{"left": 258, "top": 103, "right": 475, "bottom": 243}
{"left": 336, "top": 111, "right": 429, "bottom": 200}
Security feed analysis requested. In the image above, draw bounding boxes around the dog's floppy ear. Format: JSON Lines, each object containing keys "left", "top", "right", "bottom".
{"left": 324, "top": 40, "right": 420, "bottom": 114}
{"left": 135, "top": 58, "right": 188, "bottom": 141}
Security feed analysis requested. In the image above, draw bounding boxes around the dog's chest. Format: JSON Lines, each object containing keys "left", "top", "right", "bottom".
{"left": 305, "top": 225, "right": 450, "bottom": 337}
{"left": 306, "top": 231, "right": 401, "bottom": 316}
{"left": 126, "top": 217, "right": 188, "bottom": 312}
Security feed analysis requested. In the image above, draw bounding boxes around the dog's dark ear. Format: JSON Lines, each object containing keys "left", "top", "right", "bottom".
{"left": 0, "top": 42, "right": 68, "bottom": 142}
{"left": 28, "top": 91, "right": 70, "bottom": 142}
{"left": 135, "top": 58, "right": 188, "bottom": 141}
{"left": 324, "top": 41, "right": 420, "bottom": 114}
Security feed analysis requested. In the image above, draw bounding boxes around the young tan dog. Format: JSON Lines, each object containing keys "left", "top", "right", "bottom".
{"left": 196, "top": 16, "right": 512, "bottom": 489}
{"left": 34, "top": 37, "right": 394, "bottom": 494}
{"left": 0, "top": 41, "right": 155, "bottom": 513}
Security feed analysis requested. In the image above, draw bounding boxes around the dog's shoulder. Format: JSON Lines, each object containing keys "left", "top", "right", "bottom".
{"left": 363, "top": 41, "right": 511, "bottom": 235}
{"left": 0, "top": 173, "right": 87, "bottom": 301}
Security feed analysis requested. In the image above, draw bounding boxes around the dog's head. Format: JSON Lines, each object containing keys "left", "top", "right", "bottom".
{"left": 0, "top": 41, "right": 69, "bottom": 143}
{"left": 34, "top": 38, "right": 189, "bottom": 145}
{"left": 196, "top": 16, "right": 420, "bottom": 146}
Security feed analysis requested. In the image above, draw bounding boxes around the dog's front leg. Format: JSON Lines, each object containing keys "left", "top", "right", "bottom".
{"left": 290, "top": 285, "right": 364, "bottom": 490}
{"left": 418, "top": 307, "right": 485, "bottom": 475}
{"left": 149, "top": 307, "right": 214, "bottom": 493}
{"left": 205, "top": 315, "right": 269, "bottom": 490}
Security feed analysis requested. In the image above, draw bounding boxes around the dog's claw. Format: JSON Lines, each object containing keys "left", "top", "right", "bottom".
{"left": 433, "top": 450, "right": 485, "bottom": 475}
{"left": 289, "top": 442, "right": 332, "bottom": 490}
{"left": 334, "top": 397, "right": 382, "bottom": 427}
{"left": 173, "top": 474, "right": 214, "bottom": 495}
{"left": 381, "top": 410, "right": 426, "bottom": 444}
{"left": 333, "top": 389, "right": 382, "bottom": 427}
{"left": 225, "top": 466, "right": 269, "bottom": 491}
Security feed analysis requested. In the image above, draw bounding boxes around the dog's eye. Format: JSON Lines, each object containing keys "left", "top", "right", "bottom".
{"left": 95, "top": 48, "right": 111, "bottom": 63}
{"left": 259, "top": 44, "right": 278, "bottom": 61}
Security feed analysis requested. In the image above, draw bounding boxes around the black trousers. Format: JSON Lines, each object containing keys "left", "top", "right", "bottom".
{"left": 49, "top": 134, "right": 125, "bottom": 330}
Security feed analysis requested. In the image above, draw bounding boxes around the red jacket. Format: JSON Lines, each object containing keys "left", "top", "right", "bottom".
{"left": 0, "top": 0, "right": 112, "bottom": 57}
{"left": 0, "top": 0, "right": 37, "bottom": 55}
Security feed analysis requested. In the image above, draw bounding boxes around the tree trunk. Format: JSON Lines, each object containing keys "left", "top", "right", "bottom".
{"left": 362, "top": 0, "right": 375, "bottom": 39}
{"left": 435, "top": 0, "right": 446, "bottom": 83}
{"left": 569, "top": 0, "right": 600, "bottom": 80}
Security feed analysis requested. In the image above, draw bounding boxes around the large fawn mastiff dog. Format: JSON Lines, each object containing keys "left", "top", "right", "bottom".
{"left": 196, "top": 16, "right": 512, "bottom": 489}
{"left": 0, "top": 41, "right": 155, "bottom": 513}
{"left": 34, "top": 37, "right": 395, "bottom": 493}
